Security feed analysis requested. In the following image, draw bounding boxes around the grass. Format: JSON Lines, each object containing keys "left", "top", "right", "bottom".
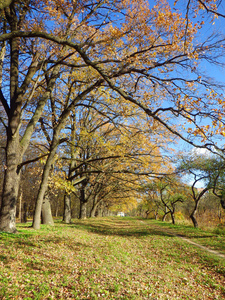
{"left": 143, "top": 219, "right": 225, "bottom": 253}
{"left": 0, "top": 217, "right": 224, "bottom": 299}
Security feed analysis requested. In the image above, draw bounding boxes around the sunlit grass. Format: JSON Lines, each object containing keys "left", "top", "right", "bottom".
{"left": 0, "top": 217, "right": 224, "bottom": 299}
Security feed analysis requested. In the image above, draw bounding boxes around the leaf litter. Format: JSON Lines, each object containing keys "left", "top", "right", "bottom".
{"left": 0, "top": 217, "right": 224, "bottom": 299}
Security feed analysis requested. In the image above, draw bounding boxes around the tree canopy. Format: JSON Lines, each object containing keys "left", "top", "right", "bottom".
{"left": 1, "top": 0, "right": 225, "bottom": 232}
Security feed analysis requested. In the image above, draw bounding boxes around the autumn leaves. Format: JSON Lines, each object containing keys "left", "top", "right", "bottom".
{"left": 0, "top": 0, "right": 224, "bottom": 232}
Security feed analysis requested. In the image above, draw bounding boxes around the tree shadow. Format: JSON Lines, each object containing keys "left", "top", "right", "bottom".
{"left": 68, "top": 220, "right": 175, "bottom": 238}
{"left": 177, "top": 234, "right": 217, "bottom": 239}
{"left": 0, "top": 228, "right": 90, "bottom": 250}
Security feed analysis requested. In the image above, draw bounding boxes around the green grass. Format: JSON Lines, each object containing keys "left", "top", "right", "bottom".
{"left": 143, "top": 219, "right": 225, "bottom": 253}
{"left": 0, "top": 217, "right": 225, "bottom": 299}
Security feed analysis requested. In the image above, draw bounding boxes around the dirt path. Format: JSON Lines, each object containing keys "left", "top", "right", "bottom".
{"left": 139, "top": 220, "right": 225, "bottom": 259}
{"left": 175, "top": 234, "right": 225, "bottom": 259}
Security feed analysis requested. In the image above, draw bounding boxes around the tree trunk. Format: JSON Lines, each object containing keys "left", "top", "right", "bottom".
{"left": 41, "top": 191, "right": 54, "bottom": 226}
{"left": 103, "top": 208, "right": 109, "bottom": 217}
{"left": 90, "top": 203, "right": 98, "bottom": 218}
{"left": 97, "top": 202, "right": 104, "bottom": 217}
{"left": 90, "top": 205, "right": 97, "bottom": 218}
{"left": 220, "top": 198, "right": 225, "bottom": 209}
{"left": 22, "top": 203, "right": 27, "bottom": 223}
{"left": 63, "top": 193, "right": 72, "bottom": 223}
{"left": 162, "top": 214, "right": 166, "bottom": 221}
{"left": 32, "top": 147, "right": 57, "bottom": 229}
{"left": 154, "top": 208, "right": 159, "bottom": 220}
{"left": 101, "top": 202, "right": 108, "bottom": 217}
{"left": 0, "top": 29, "right": 22, "bottom": 233}
{"left": 55, "top": 198, "right": 59, "bottom": 217}
{"left": 190, "top": 210, "right": 198, "bottom": 228}
{"left": 0, "top": 131, "right": 21, "bottom": 233}
{"left": 79, "top": 183, "right": 88, "bottom": 219}
{"left": 190, "top": 199, "right": 200, "bottom": 228}
{"left": 18, "top": 189, "right": 22, "bottom": 223}
{"left": 170, "top": 212, "right": 175, "bottom": 224}
{"left": 90, "top": 196, "right": 101, "bottom": 218}
{"left": 80, "top": 201, "right": 87, "bottom": 219}
{"left": 162, "top": 212, "right": 169, "bottom": 222}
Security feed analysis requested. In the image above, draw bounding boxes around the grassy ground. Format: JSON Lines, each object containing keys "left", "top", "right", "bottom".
{"left": 0, "top": 217, "right": 225, "bottom": 300}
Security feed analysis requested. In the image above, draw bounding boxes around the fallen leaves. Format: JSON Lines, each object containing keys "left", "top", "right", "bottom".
{"left": 0, "top": 218, "right": 224, "bottom": 299}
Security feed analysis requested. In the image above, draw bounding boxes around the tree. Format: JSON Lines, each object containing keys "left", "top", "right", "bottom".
{"left": 177, "top": 153, "right": 222, "bottom": 227}
{"left": 195, "top": 155, "right": 225, "bottom": 209}
{"left": 17, "top": 143, "right": 44, "bottom": 222}
{"left": 143, "top": 176, "right": 187, "bottom": 224}
{"left": 138, "top": 187, "right": 161, "bottom": 219}
{"left": 61, "top": 101, "right": 166, "bottom": 219}
{"left": 1, "top": 0, "right": 225, "bottom": 232}
{"left": 0, "top": 0, "right": 77, "bottom": 232}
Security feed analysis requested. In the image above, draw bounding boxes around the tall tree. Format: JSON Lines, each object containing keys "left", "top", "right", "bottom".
{"left": 1, "top": 0, "right": 225, "bottom": 232}
{"left": 0, "top": 0, "right": 104, "bottom": 231}
{"left": 58, "top": 100, "right": 167, "bottom": 219}
{"left": 0, "top": 1, "right": 50, "bottom": 232}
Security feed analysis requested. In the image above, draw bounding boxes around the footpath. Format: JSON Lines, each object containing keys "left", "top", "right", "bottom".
{"left": 139, "top": 219, "right": 225, "bottom": 259}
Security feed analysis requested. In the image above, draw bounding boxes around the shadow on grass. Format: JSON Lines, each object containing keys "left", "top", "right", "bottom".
{"left": 68, "top": 220, "right": 175, "bottom": 238}
{"left": 143, "top": 220, "right": 217, "bottom": 239}
{"left": 0, "top": 218, "right": 219, "bottom": 243}
{"left": 66, "top": 219, "right": 218, "bottom": 240}
{"left": 0, "top": 230, "right": 91, "bottom": 251}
